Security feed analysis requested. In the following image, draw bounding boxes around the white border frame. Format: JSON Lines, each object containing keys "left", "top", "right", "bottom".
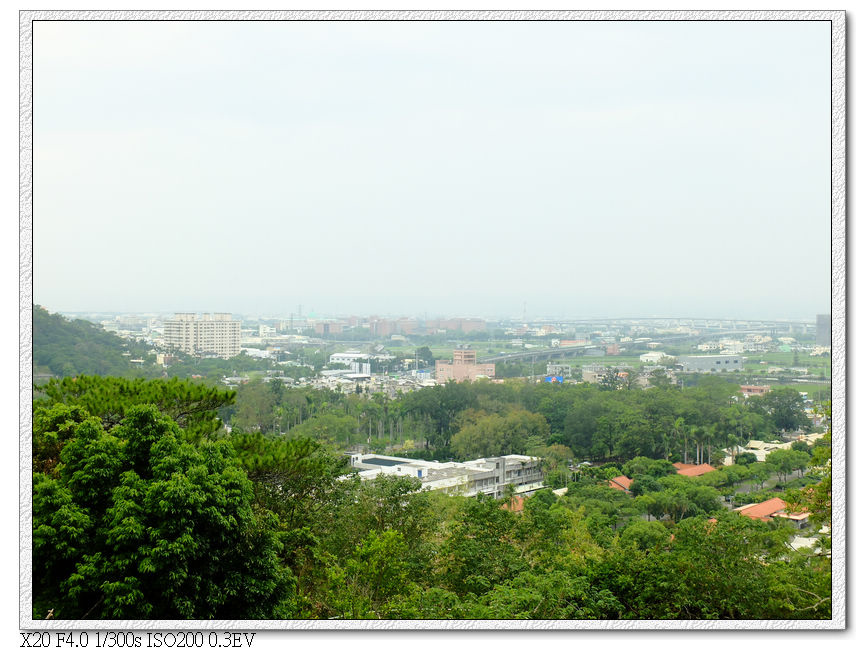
{"left": 19, "top": 9, "right": 846, "bottom": 631}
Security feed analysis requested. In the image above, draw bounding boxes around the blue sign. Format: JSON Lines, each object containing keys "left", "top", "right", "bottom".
{"left": 544, "top": 376, "right": 564, "bottom": 383}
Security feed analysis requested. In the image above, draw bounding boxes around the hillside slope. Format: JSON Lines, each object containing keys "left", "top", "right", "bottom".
{"left": 33, "top": 305, "right": 157, "bottom": 379}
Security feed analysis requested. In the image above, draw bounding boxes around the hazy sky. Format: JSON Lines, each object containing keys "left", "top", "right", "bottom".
{"left": 33, "top": 19, "right": 831, "bottom": 320}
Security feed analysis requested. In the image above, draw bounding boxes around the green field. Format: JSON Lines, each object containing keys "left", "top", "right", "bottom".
{"left": 742, "top": 350, "right": 830, "bottom": 371}
{"left": 782, "top": 382, "right": 832, "bottom": 402}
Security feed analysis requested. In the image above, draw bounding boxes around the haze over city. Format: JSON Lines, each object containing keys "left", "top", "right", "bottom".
{"left": 23, "top": 10, "right": 844, "bottom": 629}
{"left": 33, "top": 20, "right": 830, "bottom": 320}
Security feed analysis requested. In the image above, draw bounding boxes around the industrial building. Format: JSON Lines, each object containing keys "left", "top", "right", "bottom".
{"left": 678, "top": 354, "right": 743, "bottom": 372}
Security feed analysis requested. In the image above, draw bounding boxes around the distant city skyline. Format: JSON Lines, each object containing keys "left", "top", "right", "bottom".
{"left": 33, "top": 19, "right": 831, "bottom": 321}
{"left": 52, "top": 304, "right": 825, "bottom": 325}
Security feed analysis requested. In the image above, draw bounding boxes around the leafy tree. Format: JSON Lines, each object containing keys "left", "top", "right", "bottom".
{"left": 748, "top": 462, "right": 771, "bottom": 490}
{"left": 383, "top": 585, "right": 470, "bottom": 619}
{"left": 629, "top": 475, "right": 662, "bottom": 497}
{"left": 637, "top": 476, "right": 723, "bottom": 523}
{"left": 415, "top": 346, "right": 435, "bottom": 367}
{"left": 33, "top": 403, "right": 91, "bottom": 475}
{"left": 594, "top": 414, "right": 621, "bottom": 460}
{"left": 623, "top": 456, "right": 675, "bottom": 479}
{"left": 465, "top": 569, "right": 622, "bottom": 619}
{"left": 791, "top": 440, "right": 812, "bottom": 455}
{"left": 439, "top": 495, "right": 526, "bottom": 596}
{"left": 736, "top": 452, "right": 758, "bottom": 465}
{"left": 229, "top": 432, "right": 348, "bottom": 532}
{"left": 784, "top": 403, "right": 832, "bottom": 534}
{"left": 766, "top": 449, "right": 810, "bottom": 483}
{"left": 289, "top": 413, "right": 358, "bottom": 446}
{"left": 319, "top": 474, "right": 438, "bottom": 579}
{"left": 598, "top": 368, "right": 620, "bottom": 391}
{"left": 749, "top": 387, "right": 809, "bottom": 433}
{"left": 326, "top": 530, "right": 412, "bottom": 618}
{"left": 648, "top": 368, "right": 672, "bottom": 388}
{"left": 33, "top": 405, "right": 292, "bottom": 619}
{"left": 619, "top": 519, "right": 669, "bottom": 551}
{"left": 36, "top": 375, "right": 235, "bottom": 441}
{"left": 590, "top": 513, "right": 792, "bottom": 619}
{"left": 533, "top": 443, "right": 574, "bottom": 489}
{"left": 621, "top": 369, "right": 642, "bottom": 391}
{"left": 450, "top": 409, "right": 548, "bottom": 460}
{"left": 231, "top": 378, "right": 279, "bottom": 434}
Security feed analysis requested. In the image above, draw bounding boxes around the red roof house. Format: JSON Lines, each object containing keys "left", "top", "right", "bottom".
{"left": 735, "top": 497, "right": 810, "bottom": 528}
{"left": 608, "top": 475, "right": 633, "bottom": 492}
{"left": 676, "top": 463, "right": 716, "bottom": 478}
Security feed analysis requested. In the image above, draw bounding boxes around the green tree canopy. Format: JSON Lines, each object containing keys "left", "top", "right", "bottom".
{"left": 33, "top": 405, "right": 292, "bottom": 619}
{"left": 36, "top": 375, "right": 235, "bottom": 441}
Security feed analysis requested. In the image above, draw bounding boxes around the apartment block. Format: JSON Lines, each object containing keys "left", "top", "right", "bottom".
{"left": 425, "top": 318, "right": 487, "bottom": 333}
{"left": 314, "top": 321, "right": 344, "bottom": 336}
{"left": 163, "top": 313, "right": 241, "bottom": 359}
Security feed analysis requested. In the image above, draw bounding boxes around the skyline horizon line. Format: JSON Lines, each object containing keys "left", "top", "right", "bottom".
{"left": 41, "top": 304, "right": 826, "bottom": 325}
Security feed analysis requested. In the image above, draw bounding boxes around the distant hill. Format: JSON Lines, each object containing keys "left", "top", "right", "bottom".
{"left": 33, "top": 305, "right": 158, "bottom": 380}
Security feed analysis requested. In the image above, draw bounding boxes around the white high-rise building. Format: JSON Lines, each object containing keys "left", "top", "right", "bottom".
{"left": 163, "top": 313, "right": 241, "bottom": 359}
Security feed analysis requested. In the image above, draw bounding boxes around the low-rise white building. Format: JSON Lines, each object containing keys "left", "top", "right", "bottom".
{"left": 640, "top": 351, "right": 671, "bottom": 364}
{"left": 678, "top": 354, "right": 743, "bottom": 372}
{"left": 330, "top": 351, "right": 370, "bottom": 365}
{"left": 348, "top": 453, "right": 544, "bottom": 498}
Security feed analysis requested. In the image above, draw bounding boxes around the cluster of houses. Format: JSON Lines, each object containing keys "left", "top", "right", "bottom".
{"left": 607, "top": 462, "right": 718, "bottom": 492}
{"left": 607, "top": 460, "right": 815, "bottom": 532}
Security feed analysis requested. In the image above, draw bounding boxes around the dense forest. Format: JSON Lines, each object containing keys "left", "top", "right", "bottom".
{"left": 32, "top": 376, "right": 831, "bottom": 620}
{"left": 225, "top": 374, "right": 813, "bottom": 471}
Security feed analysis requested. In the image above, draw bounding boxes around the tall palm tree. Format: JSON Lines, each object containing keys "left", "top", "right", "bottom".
{"left": 673, "top": 417, "right": 688, "bottom": 463}
{"left": 705, "top": 424, "right": 721, "bottom": 465}
{"left": 691, "top": 425, "right": 707, "bottom": 465}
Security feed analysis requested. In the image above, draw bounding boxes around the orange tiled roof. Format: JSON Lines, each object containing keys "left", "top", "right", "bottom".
{"left": 608, "top": 475, "right": 633, "bottom": 491}
{"left": 673, "top": 462, "right": 696, "bottom": 470}
{"left": 736, "top": 497, "right": 788, "bottom": 521}
{"left": 677, "top": 463, "right": 716, "bottom": 477}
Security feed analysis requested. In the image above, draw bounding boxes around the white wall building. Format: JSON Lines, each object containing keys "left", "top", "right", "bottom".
{"left": 348, "top": 454, "right": 544, "bottom": 498}
{"left": 679, "top": 354, "right": 744, "bottom": 372}
{"left": 163, "top": 313, "right": 241, "bottom": 359}
{"left": 640, "top": 351, "right": 671, "bottom": 364}
{"left": 330, "top": 351, "right": 370, "bottom": 365}
{"left": 719, "top": 339, "right": 745, "bottom": 354}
